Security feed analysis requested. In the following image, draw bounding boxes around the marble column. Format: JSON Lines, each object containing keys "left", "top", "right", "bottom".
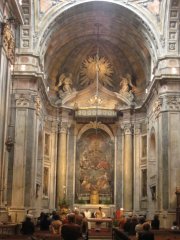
{"left": 57, "top": 122, "right": 68, "bottom": 205}
{"left": 123, "top": 124, "right": 133, "bottom": 211}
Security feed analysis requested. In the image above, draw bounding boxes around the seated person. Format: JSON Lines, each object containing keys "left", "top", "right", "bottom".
{"left": 151, "top": 214, "right": 160, "bottom": 230}
{"left": 119, "top": 215, "right": 126, "bottom": 230}
{"left": 39, "top": 213, "right": 50, "bottom": 231}
{"left": 21, "top": 216, "right": 35, "bottom": 235}
{"left": 135, "top": 216, "right": 145, "bottom": 239}
{"left": 138, "top": 223, "right": 154, "bottom": 240}
{"left": 74, "top": 208, "right": 83, "bottom": 226}
{"left": 81, "top": 212, "right": 88, "bottom": 240}
{"left": 49, "top": 214, "right": 62, "bottom": 235}
{"left": 171, "top": 221, "right": 179, "bottom": 230}
{"left": 113, "top": 228, "right": 130, "bottom": 240}
{"left": 61, "top": 213, "right": 81, "bottom": 240}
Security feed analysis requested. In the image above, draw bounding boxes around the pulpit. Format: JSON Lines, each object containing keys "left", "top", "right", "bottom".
{"left": 175, "top": 187, "right": 180, "bottom": 226}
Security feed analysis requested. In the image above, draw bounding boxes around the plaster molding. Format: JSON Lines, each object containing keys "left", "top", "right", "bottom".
{"left": 77, "top": 121, "right": 114, "bottom": 141}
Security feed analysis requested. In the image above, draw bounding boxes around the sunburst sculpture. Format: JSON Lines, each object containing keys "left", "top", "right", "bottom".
{"left": 79, "top": 55, "right": 113, "bottom": 88}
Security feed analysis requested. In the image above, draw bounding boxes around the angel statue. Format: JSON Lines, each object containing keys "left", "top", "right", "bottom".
{"left": 119, "top": 73, "right": 137, "bottom": 101}
{"left": 56, "top": 72, "right": 73, "bottom": 94}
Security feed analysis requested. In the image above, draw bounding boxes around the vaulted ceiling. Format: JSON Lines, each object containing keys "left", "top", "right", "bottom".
{"left": 42, "top": 1, "right": 157, "bottom": 101}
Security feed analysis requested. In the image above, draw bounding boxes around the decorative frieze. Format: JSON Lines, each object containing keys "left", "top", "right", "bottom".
{"left": 164, "top": 95, "right": 180, "bottom": 111}
{"left": 75, "top": 109, "right": 117, "bottom": 118}
{"left": 152, "top": 95, "right": 180, "bottom": 116}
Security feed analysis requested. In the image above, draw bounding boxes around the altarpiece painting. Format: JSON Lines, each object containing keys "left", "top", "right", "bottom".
{"left": 75, "top": 129, "right": 114, "bottom": 204}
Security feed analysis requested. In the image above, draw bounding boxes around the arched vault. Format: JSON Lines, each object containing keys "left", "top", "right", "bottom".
{"left": 35, "top": 1, "right": 161, "bottom": 101}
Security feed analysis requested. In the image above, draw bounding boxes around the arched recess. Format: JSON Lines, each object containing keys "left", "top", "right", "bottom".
{"left": 149, "top": 127, "right": 156, "bottom": 161}
{"left": 77, "top": 122, "right": 114, "bottom": 141}
{"left": 36, "top": 1, "right": 160, "bottom": 60}
{"left": 75, "top": 126, "right": 114, "bottom": 204}
{"left": 34, "top": 0, "right": 161, "bottom": 101}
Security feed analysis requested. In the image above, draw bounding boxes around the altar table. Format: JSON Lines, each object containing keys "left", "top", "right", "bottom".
{"left": 87, "top": 218, "right": 112, "bottom": 230}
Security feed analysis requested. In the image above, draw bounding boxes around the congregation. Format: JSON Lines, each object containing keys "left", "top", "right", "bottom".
{"left": 18, "top": 207, "right": 180, "bottom": 240}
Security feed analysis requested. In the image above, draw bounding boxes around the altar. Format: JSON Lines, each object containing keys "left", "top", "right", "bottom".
{"left": 87, "top": 218, "right": 113, "bottom": 239}
{"left": 87, "top": 217, "right": 113, "bottom": 229}
{"left": 74, "top": 204, "right": 115, "bottom": 219}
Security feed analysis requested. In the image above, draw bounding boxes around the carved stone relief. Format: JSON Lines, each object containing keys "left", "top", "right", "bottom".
{"left": 34, "top": 96, "right": 42, "bottom": 116}
{"left": 21, "top": 1, "right": 31, "bottom": 49}
{"left": 2, "top": 23, "right": 15, "bottom": 64}
{"left": 167, "top": 0, "right": 180, "bottom": 52}
{"left": 152, "top": 98, "right": 163, "bottom": 118}
{"left": 164, "top": 95, "right": 180, "bottom": 111}
{"left": 15, "top": 94, "right": 31, "bottom": 107}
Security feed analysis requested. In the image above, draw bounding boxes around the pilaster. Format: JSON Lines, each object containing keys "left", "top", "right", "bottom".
{"left": 134, "top": 124, "right": 141, "bottom": 212}
{"left": 123, "top": 123, "right": 133, "bottom": 211}
{"left": 57, "top": 121, "right": 68, "bottom": 205}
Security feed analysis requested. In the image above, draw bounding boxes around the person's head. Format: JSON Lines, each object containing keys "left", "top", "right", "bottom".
{"left": 52, "top": 210, "right": 57, "bottom": 216}
{"left": 99, "top": 207, "right": 102, "bottom": 211}
{"left": 53, "top": 214, "right": 60, "bottom": 221}
{"left": 40, "top": 212, "right": 45, "bottom": 217}
{"left": 67, "top": 213, "right": 75, "bottom": 223}
{"left": 74, "top": 208, "right": 79, "bottom": 215}
{"left": 154, "top": 214, "right": 159, "bottom": 220}
{"left": 27, "top": 209, "right": 32, "bottom": 214}
{"left": 172, "top": 221, "right": 178, "bottom": 226}
{"left": 143, "top": 223, "right": 151, "bottom": 231}
{"left": 139, "top": 216, "right": 145, "bottom": 224}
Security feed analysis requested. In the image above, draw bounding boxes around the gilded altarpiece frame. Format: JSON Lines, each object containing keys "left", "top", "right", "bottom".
{"left": 75, "top": 129, "right": 114, "bottom": 204}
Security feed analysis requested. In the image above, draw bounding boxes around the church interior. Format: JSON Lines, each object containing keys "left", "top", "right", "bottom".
{"left": 0, "top": 0, "right": 180, "bottom": 233}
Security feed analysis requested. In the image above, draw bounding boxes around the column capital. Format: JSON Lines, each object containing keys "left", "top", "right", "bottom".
{"left": 59, "top": 122, "right": 68, "bottom": 133}
{"left": 134, "top": 124, "right": 141, "bottom": 134}
{"left": 15, "top": 93, "right": 31, "bottom": 108}
{"left": 122, "top": 123, "right": 133, "bottom": 134}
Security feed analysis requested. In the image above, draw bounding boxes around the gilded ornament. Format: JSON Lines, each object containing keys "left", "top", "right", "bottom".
{"left": 79, "top": 55, "right": 113, "bottom": 88}
{"left": 2, "top": 23, "right": 15, "bottom": 64}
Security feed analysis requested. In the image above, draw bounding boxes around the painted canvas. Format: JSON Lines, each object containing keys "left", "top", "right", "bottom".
{"left": 75, "top": 129, "right": 114, "bottom": 204}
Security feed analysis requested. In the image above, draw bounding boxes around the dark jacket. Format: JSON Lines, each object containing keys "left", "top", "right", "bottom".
{"left": 61, "top": 223, "right": 81, "bottom": 240}
{"left": 138, "top": 230, "right": 154, "bottom": 240}
{"left": 21, "top": 217, "right": 35, "bottom": 235}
